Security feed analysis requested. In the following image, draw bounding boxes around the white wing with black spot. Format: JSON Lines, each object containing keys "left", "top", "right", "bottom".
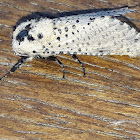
{"left": 47, "top": 13, "right": 140, "bottom": 57}
{"left": 12, "top": 6, "right": 140, "bottom": 58}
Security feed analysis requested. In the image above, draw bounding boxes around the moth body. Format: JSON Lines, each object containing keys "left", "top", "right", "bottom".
{"left": 12, "top": 7, "right": 140, "bottom": 60}
{"left": 1, "top": 6, "right": 140, "bottom": 80}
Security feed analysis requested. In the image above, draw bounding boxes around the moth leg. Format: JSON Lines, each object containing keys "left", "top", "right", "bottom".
{"left": 0, "top": 56, "right": 28, "bottom": 80}
{"left": 71, "top": 54, "right": 85, "bottom": 77}
{"left": 42, "top": 56, "right": 65, "bottom": 79}
{"left": 55, "top": 57, "right": 65, "bottom": 79}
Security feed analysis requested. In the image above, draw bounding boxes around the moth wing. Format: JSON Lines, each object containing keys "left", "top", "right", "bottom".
{"left": 48, "top": 13, "right": 140, "bottom": 56}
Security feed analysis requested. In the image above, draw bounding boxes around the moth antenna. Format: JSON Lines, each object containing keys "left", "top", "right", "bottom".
{"left": 0, "top": 56, "right": 28, "bottom": 80}
{"left": 71, "top": 54, "right": 86, "bottom": 77}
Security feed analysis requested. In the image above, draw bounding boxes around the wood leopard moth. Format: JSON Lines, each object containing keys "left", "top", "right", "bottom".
{"left": 0, "top": 6, "right": 140, "bottom": 80}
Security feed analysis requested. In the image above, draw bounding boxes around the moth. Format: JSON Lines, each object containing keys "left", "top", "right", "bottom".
{"left": 0, "top": 6, "right": 140, "bottom": 80}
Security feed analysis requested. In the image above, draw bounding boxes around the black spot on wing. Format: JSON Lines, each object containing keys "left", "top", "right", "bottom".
{"left": 72, "top": 25, "right": 76, "bottom": 29}
{"left": 58, "top": 29, "right": 62, "bottom": 34}
{"left": 38, "top": 33, "right": 43, "bottom": 39}
{"left": 65, "top": 27, "right": 68, "bottom": 32}
{"left": 76, "top": 20, "right": 79, "bottom": 23}
{"left": 27, "top": 35, "right": 35, "bottom": 41}
{"left": 59, "top": 51, "right": 64, "bottom": 54}
{"left": 57, "top": 37, "right": 60, "bottom": 41}
{"left": 25, "top": 24, "right": 32, "bottom": 30}
{"left": 33, "top": 50, "right": 36, "bottom": 53}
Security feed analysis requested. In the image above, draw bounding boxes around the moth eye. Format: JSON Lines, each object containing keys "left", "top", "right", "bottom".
{"left": 16, "top": 30, "right": 28, "bottom": 42}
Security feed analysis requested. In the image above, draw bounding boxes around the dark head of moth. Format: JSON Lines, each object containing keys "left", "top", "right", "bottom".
{"left": 0, "top": 6, "right": 139, "bottom": 80}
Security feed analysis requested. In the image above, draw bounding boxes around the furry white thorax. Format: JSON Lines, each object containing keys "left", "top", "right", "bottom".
{"left": 12, "top": 7, "right": 140, "bottom": 60}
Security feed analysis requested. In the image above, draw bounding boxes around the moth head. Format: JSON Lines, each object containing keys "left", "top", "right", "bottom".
{"left": 12, "top": 18, "right": 53, "bottom": 58}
